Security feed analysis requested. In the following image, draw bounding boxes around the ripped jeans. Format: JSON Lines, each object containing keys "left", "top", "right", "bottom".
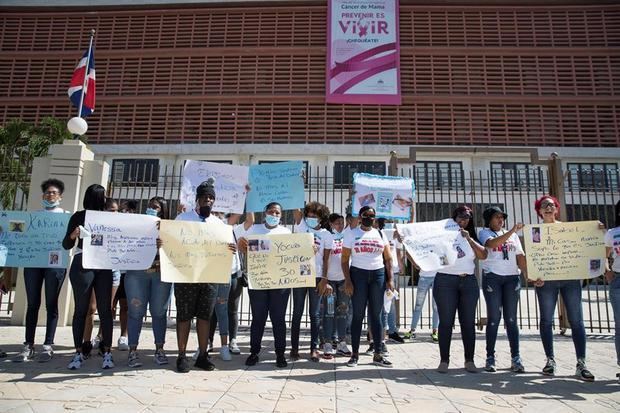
{"left": 482, "top": 272, "right": 521, "bottom": 359}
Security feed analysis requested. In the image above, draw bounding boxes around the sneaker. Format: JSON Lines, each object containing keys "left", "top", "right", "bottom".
{"left": 276, "top": 353, "right": 287, "bottom": 368}
{"left": 117, "top": 336, "right": 129, "bottom": 351}
{"left": 511, "top": 356, "right": 525, "bottom": 373}
{"left": 12, "top": 345, "right": 34, "bottom": 362}
{"left": 380, "top": 342, "right": 389, "bottom": 355}
{"left": 437, "top": 361, "right": 449, "bottom": 373}
{"left": 484, "top": 356, "right": 496, "bottom": 372}
{"left": 346, "top": 356, "right": 358, "bottom": 367}
{"left": 373, "top": 354, "right": 393, "bottom": 367}
{"left": 229, "top": 339, "right": 241, "bottom": 355}
{"left": 92, "top": 334, "right": 101, "bottom": 349}
{"left": 542, "top": 358, "right": 556, "bottom": 376}
{"left": 576, "top": 359, "right": 595, "bottom": 382}
{"left": 177, "top": 355, "right": 190, "bottom": 373}
{"left": 37, "top": 345, "right": 53, "bottom": 363}
{"left": 403, "top": 330, "right": 415, "bottom": 340}
{"left": 464, "top": 361, "right": 478, "bottom": 373}
{"left": 195, "top": 352, "right": 215, "bottom": 371}
{"left": 67, "top": 352, "right": 83, "bottom": 370}
{"left": 81, "top": 341, "right": 93, "bottom": 359}
{"left": 365, "top": 343, "right": 374, "bottom": 354}
{"left": 127, "top": 351, "right": 142, "bottom": 368}
{"left": 245, "top": 353, "right": 259, "bottom": 366}
{"left": 336, "top": 341, "right": 351, "bottom": 356}
{"left": 323, "top": 343, "right": 335, "bottom": 359}
{"left": 102, "top": 352, "right": 115, "bottom": 369}
{"left": 431, "top": 331, "right": 439, "bottom": 342}
{"left": 192, "top": 347, "right": 200, "bottom": 361}
{"left": 220, "top": 346, "right": 232, "bottom": 361}
{"left": 154, "top": 349, "right": 169, "bottom": 365}
{"left": 388, "top": 332, "right": 404, "bottom": 344}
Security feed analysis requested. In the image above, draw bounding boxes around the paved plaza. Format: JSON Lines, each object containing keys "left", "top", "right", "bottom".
{"left": 0, "top": 322, "right": 619, "bottom": 413}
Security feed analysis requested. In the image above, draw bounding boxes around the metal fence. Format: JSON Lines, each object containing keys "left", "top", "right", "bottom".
{"left": 106, "top": 163, "right": 620, "bottom": 334}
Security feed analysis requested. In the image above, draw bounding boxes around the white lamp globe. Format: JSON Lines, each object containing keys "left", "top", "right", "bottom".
{"left": 67, "top": 117, "right": 88, "bottom": 135}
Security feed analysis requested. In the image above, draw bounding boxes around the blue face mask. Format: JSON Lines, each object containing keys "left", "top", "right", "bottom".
{"left": 145, "top": 208, "right": 159, "bottom": 217}
{"left": 305, "top": 217, "right": 319, "bottom": 229}
{"left": 265, "top": 214, "right": 280, "bottom": 227}
{"left": 42, "top": 199, "right": 60, "bottom": 209}
{"left": 384, "top": 223, "right": 394, "bottom": 230}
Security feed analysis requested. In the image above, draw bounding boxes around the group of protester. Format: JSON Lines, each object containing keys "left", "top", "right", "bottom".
{"left": 1, "top": 178, "right": 619, "bottom": 384}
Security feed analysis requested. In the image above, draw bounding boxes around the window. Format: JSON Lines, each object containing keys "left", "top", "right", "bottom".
{"left": 415, "top": 161, "right": 464, "bottom": 190}
{"left": 258, "top": 160, "right": 309, "bottom": 186}
{"left": 111, "top": 159, "right": 159, "bottom": 186}
{"left": 333, "top": 161, "right": 386, "bottom": 187}
{"left": 490, "top": 162, "right": 531, "bottom": 189}
{"left": 567, "top": 163, "right": 619, "bottom": 191}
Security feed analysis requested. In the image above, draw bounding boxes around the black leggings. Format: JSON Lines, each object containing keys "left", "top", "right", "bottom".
{"left": 69, "top": 254, "right": 113, "bottom": 350}
{"left": 209, "top": 275, "right": 244, "bottom": 342}
{"left": 24, "top": 267, "right": 66, "bottom": 346}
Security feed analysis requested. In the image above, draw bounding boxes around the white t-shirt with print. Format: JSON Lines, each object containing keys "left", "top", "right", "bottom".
{"left": 321, "top": 232, "right": 345, "bottom": 281}
{"left": 343, "top": 227, "right": 388, "bottom": 271}
{"left": 294, "top": 220, "right": 328, "bottom": 279}
{"left": 479, "top": 228, "right": 525, "bottom": 276}
{"left": 605, "top": 227, "right": 620, "bottom": 272}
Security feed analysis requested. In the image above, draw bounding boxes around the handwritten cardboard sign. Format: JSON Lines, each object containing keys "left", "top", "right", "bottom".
{"left": 246, "top": 233, "right": 316, "bottom": 289}
{"left": 523, "top": 221, "right": 606, "bottom": 281}
{"left": 246, "top": 161, "right": 305, "bottom": 212}
{"left": 159, "top": 220, "right": 233, "bottom": 283}
{"left": 0, "top": 211, "right": 69, "bottom": 268}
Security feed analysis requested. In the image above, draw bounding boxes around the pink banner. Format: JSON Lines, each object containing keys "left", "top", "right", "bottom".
{"left": 326, "top": 0, "right": 401, "bottom": 105}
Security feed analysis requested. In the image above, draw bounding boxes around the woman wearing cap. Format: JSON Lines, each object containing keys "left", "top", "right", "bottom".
{"left": 479, "top": 206, "right": 526, "bottom": 373}
{"left": 532, "top": 195, "right": 595, "bottom": 381}
{"left": 434, "top": 205, "right": 487, "bottom": 374}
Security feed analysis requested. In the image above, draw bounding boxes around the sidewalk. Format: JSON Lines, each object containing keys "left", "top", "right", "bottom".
{"left": 0, "top": 324, "right": 618, "bottom": 413}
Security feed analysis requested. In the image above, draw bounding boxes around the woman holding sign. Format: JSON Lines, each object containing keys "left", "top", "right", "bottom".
{"left": 238, "top": 202, "right": 291, "bottom": 368}
{"left": 342, "top": 206, "right": 394, "bottom": 368}
{"left": 62, "top": 184, "right": 115, "bottom": 370}
{"left": 433, "top": 206, "right": 487, "bottom": 374}
{"left": 605, "top": 200, "right": 620, "bottom": 375}
{"left": 533, "top": 195, "right": 595, "bottom": 381}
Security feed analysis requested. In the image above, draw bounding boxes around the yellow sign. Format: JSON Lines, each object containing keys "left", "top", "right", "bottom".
{"left": 246, "top": 233, "right": 316, "bottom": 290}
{"left": 159, "top": 220, "right": 233, "bottom": 283}
{"left": 523, "top": 221, "right": 606, "bottom": 281}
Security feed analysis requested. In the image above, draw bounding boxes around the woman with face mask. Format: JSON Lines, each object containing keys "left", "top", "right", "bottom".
{"left": 434, "top": 205, "right": 487, "bottom": 374}
{"left": 123, "top": 197, "right": 172, "bottom": 368}
{"left": 291, "top": 202, "right": 330, "bottom": 362}
{"left": 12, "top": 179, "right": 69, "bottom": 363}
{"left": 238, "top": 202, "right": 291, "bottom": 368}
{"left": 341, "top": 206, "right": 394, "bottom": 368}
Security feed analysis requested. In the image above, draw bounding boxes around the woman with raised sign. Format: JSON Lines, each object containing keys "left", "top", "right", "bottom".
{"left": 237, "top": 202, "right": 291, "bottom": 368}
{"left": 605, "top": 200, "right": 620, "bottom": 379}
{"left": 532, "top": 195, "right": 595, "bottom": 381}
{"left": 341, "top": 205, "right": 394, "bottom": 368}
{"left": 12, "top": 179, "right": 68, "bottom": 363}
{"left": 433, "top": 205, "right": 487, "bottom": 374}
{"left": 479, "top": 206, "right": 527, "bottom": 373}
{"left": 62, "top": 184, "right": 115, "bottom": 370}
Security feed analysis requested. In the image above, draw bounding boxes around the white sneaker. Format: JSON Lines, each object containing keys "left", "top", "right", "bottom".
{"left": 323, "top": 343, "right": 335, "bottom": 359}
{"left": 67, "top": 353, "right": 83, "bottom": 370}
{"left": 117, "top": 336, "right": 129, "bottom": 351}
{"left": 192, "top": 346, "right": 200, "bottom": 361}
{"left": 229, "top": 339, "right": 241, "bottom": 355}
{"left": 220, "top": 346, "right": 232, "bottom": 361}
{"left": 336, "top": 341, "right": 351, "bottom": 356}
{"left": 127, "top": 351, "right": 142, "bottom": 368}
{"left": 37, "top": 345, "right": 53, "bottom": 363}
{"left": 12, "top": 345, "right": 34, "bottom": 362}
{"left": 102, "top": 352, "right": 115, "bottom": 369}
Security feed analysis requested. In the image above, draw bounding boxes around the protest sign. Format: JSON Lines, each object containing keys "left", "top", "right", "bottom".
{"left": 181, "top": 160, "right": 249, "bottom": 213}
{"left": 246, "top": 161, "right": 305, "bottom": 212}
{"left": 0, "top": 211, "right": 69, "bottom": 268}
{"left": 246, "top": 233, "right": 316, "bottom": 289}
{"left": 353, "top": 173, "right": 414, "bottom": 219}
{"left": 82, "top": 211, "right": 159, "bottom": 270}
{"left": 523, "top": 221, "right": 606, "bottom": 281}
{"left": 159, "top": 220, "right": 233, "bottom": 283}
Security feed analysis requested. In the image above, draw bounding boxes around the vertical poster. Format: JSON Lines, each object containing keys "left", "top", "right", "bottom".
{"left": 326, "top": 0, "right": 401, "bottom": 105}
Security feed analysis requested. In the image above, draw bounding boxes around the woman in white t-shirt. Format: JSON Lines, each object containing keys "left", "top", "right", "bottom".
{"left": 478, "top": 206, "right": 526, "bottom": 374}
{"left": 342, "top": 206, "right": 394, "bottom": 368}
{"left": 237, "top": 202, "right": 291, "bottom": 369}
{"left": 433, "top": 205, "right": 487, "bottom": 374}
{"left": 604, "top": 200, "right": 620, "bottom": 374}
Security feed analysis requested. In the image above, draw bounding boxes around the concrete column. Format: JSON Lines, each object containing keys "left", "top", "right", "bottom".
{"left": 11, "top": 139, "right": 109, "bottom": 327}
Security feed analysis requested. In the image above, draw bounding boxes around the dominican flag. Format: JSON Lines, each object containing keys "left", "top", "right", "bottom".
{"left": 68, "top": 48, "right": 96, "bottom": 117}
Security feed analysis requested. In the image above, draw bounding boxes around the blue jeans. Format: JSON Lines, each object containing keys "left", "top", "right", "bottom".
{"left": 350, "top": 266, "right": 385, "bottom": 355}
{"left": 248, "top": 288, "right": 290, "bottom": 355}
{"left": 124, "top": 270, "right": 172, "bottom": 347}
{"left": 323, "top": 280, "right": 352, "bottom": 342}
{"left": 381, "top": 272, "right": 399, "bottom": 334}
{"left": 433, "top": 273, "right": 479, "bottom": 363}
{"left": 291, "top": 278, "right": 321, "bottom": 352}
{"left": 535, "top": 279, "right": 586, "bottom": 360}
{"left": 213, "top": 281, "right": 232, "bottom": 336}
{"left": 410, "top": 276, "right": 439, "bottom": 331}
{"left": 482, "top": 272, "right": 521, "bottom": 358}
{"left": 23, "top": 267, "right": 66, "bottom": 346}
{"left": 610, "top": 273, "right": 620, "bottom": 365}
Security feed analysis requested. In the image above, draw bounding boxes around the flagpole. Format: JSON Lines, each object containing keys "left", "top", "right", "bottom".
{"left": 77, "top": 29, "right": 96, "bottom": 118}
